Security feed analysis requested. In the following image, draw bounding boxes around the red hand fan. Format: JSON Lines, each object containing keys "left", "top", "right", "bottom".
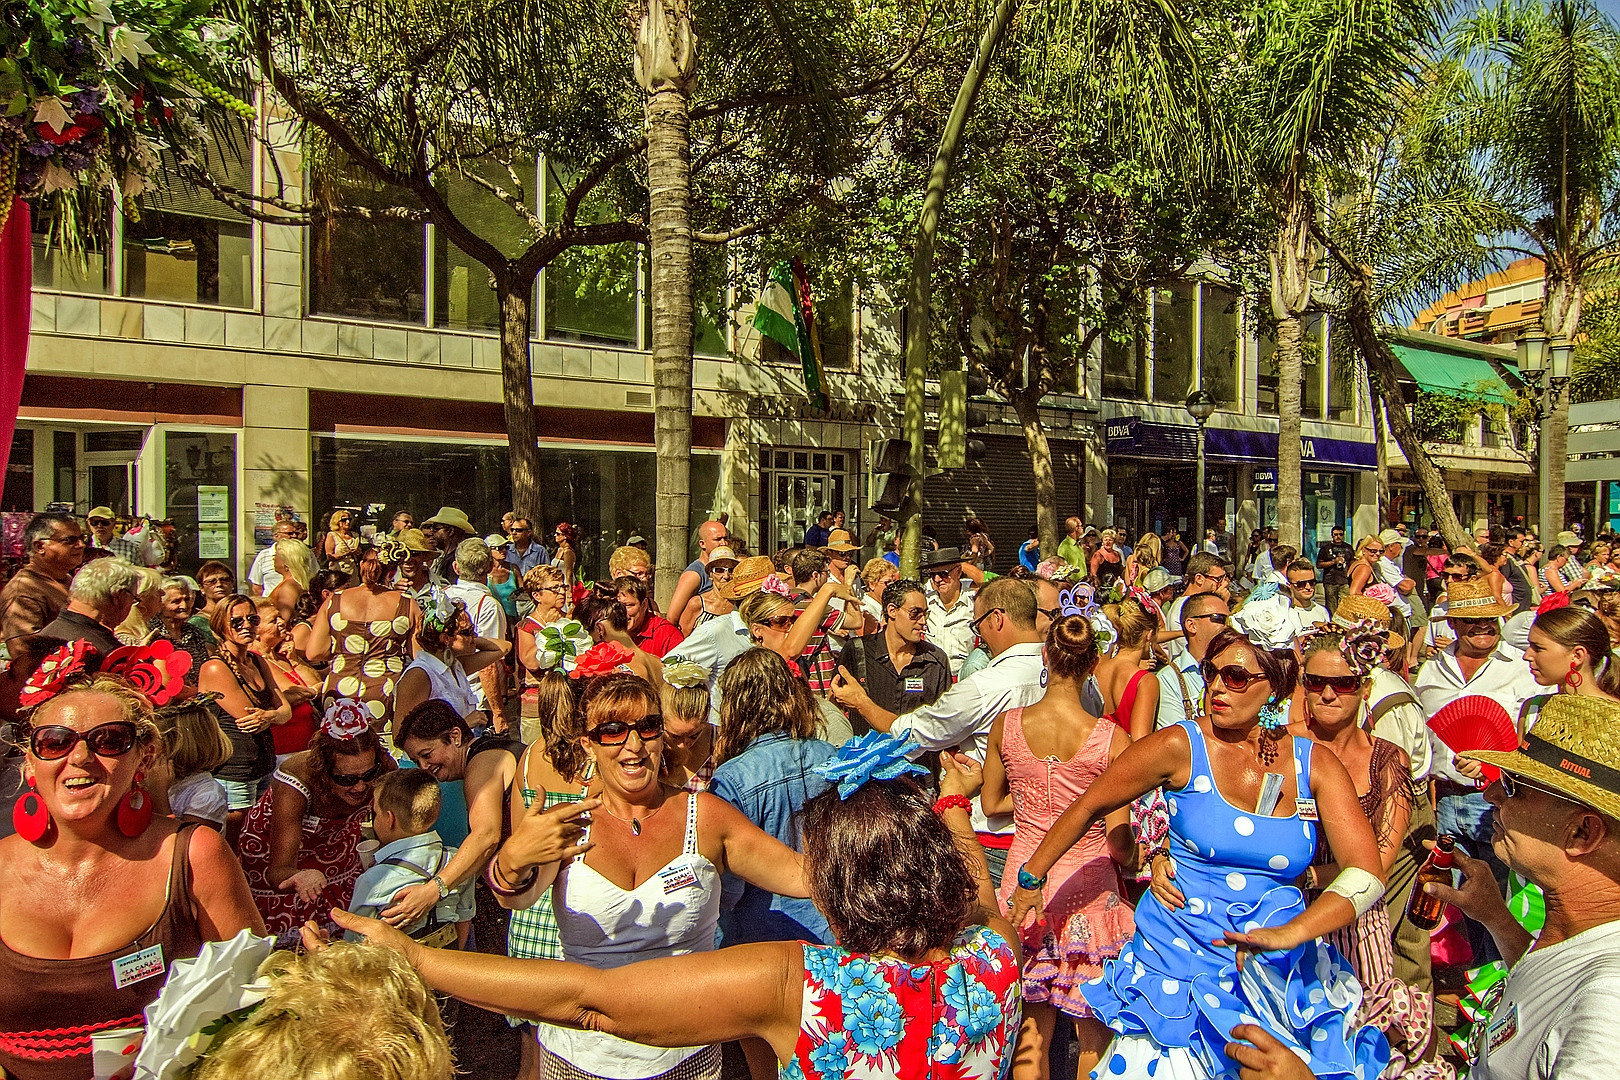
{"left": 1428, "top": 696, "right": 1518, "bottom": 783}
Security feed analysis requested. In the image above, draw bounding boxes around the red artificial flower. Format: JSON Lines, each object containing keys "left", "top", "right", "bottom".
{"left": 101, "top": 640, "right": 193, "bottom": 706}
{"left": 36, "top": 114, "right": 103, "bottom": 146}
{"left": 571, "top": 583, "right": 593, "bottom": 610}
{"left": 1536, "top": 591, "right": 1572, "bottom": 617}
{"left": 20, "top": 641, "right": 97, "bottom": 707}
{"left": 570, "top": 641, "right": 635, "bottom": 680}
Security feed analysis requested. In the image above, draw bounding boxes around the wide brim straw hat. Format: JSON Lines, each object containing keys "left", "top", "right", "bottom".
{"left": 1442, "top": 577, "right": 1516, "bottom": 619}
{"left": 1332, "top": 593, "right": 1405, "bottom": 650}
{"left": 421, "top": 506, "right": 477, "bottom": 535}
{"left": 1465, "top": 695, "right": 1620, "bottom": 820}
{"left": 822, "top": 529, "right": 860, "bottom": 553}
{"left": 394, "top": 528, "right": 434, "bottom": 553}
{"left": 724, "top": 556, "right": 777, "bottom": 600}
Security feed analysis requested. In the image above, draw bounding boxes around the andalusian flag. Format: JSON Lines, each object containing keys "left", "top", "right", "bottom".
{"left": 753, "top": 260, "right": 826, "bottom": 411}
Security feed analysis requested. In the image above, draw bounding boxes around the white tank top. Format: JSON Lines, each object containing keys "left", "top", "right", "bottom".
{"left": 400, "top": 651, "right": 478, "bottom": 718}
{"left": 536, "top": 793, "right": 721, "bottom": 1077}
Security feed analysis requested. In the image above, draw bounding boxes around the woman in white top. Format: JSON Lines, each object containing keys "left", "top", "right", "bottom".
{"left": 488, "top": 672, "right": 812, "bottom": 1080}
{"left": 393, "top": 593, "right": 509, "bottom": 731}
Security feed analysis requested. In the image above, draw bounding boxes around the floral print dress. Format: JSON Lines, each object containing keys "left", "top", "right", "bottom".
{"left": 785, "top": 925, "right": 1021, "bottom": 1080}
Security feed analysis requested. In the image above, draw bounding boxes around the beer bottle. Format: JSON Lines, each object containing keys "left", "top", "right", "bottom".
{"left": 1406, "top": 834, "right": 1457, "bottom": 931}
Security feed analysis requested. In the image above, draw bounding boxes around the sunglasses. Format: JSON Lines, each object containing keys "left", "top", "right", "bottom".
{"left": 1452, "top": 618, "right": 1500, "bottom": 633}
{"left": 711, "top": 567, "right": 734, "bottom": 577}
{"left": 201, "top": 576, "right": 233, "bottom": 587}
{"left": 30, "top": 720, "right": 140, "bottom": 761}
{"left": 1184, "top": 611, "right": 1229, "bottom": 625}
{"left": 587, "top": 714, "right": 665, "bottom": 746}
{"left": 1201, "top": 662, "right": 1267, "bottom": 693}
{"left": 230, "top": 614, "right": 262, "bottom": 631}
{"left": 1498, "top": 771, "right": 1572, "bottom": 801}
{"left": 1302, "top": 672, "right": 1366, "bottom": 695}
{"left": 88, "top": 518, "right": 112, "bottom": 527}
{"left": 968, "top": 608, "right": 1005, "bottom": 634}
{"left": 1288, "top": 579, "right": 1316, "bottom": 589}
{"left": 1201, "top": 572, "right": 1230, "bottom": 585}
{"left": 890, "top": 605, "right": 928, "bottom": 621}
{"left": 329, "top": 763, "right": 385, "bottom": 787}
{"left": 757, "top": 613, "right": 798, "bottom": 631}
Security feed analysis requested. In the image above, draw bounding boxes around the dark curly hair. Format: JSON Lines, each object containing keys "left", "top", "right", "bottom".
{"left": 307, "top": 725, "right": 394, "bottom": 804}
{"left": 1203, "top": 625, "right": 1298, "bottom": 702}
{"left": 801, "top": 776, "right": 978, "bottom": 960}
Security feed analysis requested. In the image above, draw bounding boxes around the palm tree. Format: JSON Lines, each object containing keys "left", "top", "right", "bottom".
{"left": 1450, "top": 0, "right": 1620, "bottom": 538}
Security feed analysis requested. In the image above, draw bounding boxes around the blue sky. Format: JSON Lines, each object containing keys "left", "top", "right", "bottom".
{"left": 1596, "top": 0, "right": 1620, "bottom": 24}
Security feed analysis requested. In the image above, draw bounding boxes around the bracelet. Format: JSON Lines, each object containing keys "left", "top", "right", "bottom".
{"left": 1016, "top": 865, "right": 1047, "bottom": 891}
{"left": 485, "top": 857, "right": 538, "bottom": 898}
{"left": 932, "top": 794, "right": 972, "bottom": 815}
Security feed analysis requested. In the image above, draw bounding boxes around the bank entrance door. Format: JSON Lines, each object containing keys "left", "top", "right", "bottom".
{"left": 758, "top": 447, "right": 852, "bottom": 552}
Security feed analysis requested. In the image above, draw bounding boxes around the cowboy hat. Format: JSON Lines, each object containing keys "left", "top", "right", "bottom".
{"left": 421, "top": 507, "right": 476, "bottom": 535}
{"left": 1332, "top": 593, "right": 1406, "bottom": 651}
{"left": 1443, "top": 577, "right": 1516, "bottom": 619}
{"left": 1464, "top": 695, "right": 1620, "bottom": 820}
{"left": 724, "top": 556, "right": 778, "bottom": 601}
{"left": 822, "top": 529, "right": 860, "bottom": 553}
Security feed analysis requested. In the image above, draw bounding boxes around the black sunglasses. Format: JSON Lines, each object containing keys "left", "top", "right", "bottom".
{"left": 30, "top": 720, "right": 140, "bottom": 761}
{"left": 1200, "top": 662, "right": 1267, "bottom": 693}
{"left": 1287, "top": 579, "right": 1317, "bottom": 589}
{"left": 1184, "top": 611, "right": 1229, "bottom": 625}
{"left": 968, "top": 608, "right": 1005, "bottom": 634}
{"left": 1499, "top": 771, "right": 1571, "bottom": 801}
{"left": 587, "top": 714, "right": 664, "bottom": 746}
{"left": 329, "top": 763, "right": 385, "bottom": 787}
{"left": 230, "top": 614, "right": 261, "bottom": 631}
{"left": 1302, "top": 672, "right": 1365, "bottom": 695}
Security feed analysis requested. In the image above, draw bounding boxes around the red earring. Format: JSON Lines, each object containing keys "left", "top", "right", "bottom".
{"left": 13, "top": 776, "right": 51, "bottom": 843}
{"left": 1567, "top": 661, "right": 1584, "bottom": 690}
{"left": 116, "top": 771, "right": 153, "bottom": 838}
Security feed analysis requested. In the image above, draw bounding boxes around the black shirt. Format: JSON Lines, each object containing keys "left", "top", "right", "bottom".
{"left": 1502, "top": 557, "right": 1534, "bottom": 609}
{"left": 1316, "top": 541, "right": 1355, "bottom": 586}
{"left": 836, "top": 631, "right": 952, "bottom": 734}
{"left": 34, "top": 609, "right": 124, "bottom": 662}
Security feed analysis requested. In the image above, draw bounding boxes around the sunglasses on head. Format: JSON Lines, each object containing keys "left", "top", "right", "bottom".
{"left": 329, "top": 762, "right": 385, "bottom": 787}
{"left": 1302, "top": 672, "right": 1366, "bottom": 695}
{"left": 230, "top": 614, "right": 261, "bottom": 631}
{"left": 1200, "top": 662, "right": 1267, "bottom": 693}
{"left": 587, "top": 714, "right": 664, "bottom": 746}
{"left": 30, "top": 720, "right": 140, "bottom": 761}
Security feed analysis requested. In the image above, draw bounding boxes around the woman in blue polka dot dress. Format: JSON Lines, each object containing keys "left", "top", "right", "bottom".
{"left": 1007, "top": 627, "right": 1389, "bottom": 1080}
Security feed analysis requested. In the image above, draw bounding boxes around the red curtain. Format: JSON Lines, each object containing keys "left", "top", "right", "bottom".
{"left": 0, "top": 198, "right": 30, "bottom": 498}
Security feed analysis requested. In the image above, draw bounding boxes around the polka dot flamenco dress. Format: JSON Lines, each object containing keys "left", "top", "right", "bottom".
{"left": 320, "top": 592, "right": 413, "bottom": 728}
{"left": 1079, "top": 720, "right": 1388, "bottom": 1080}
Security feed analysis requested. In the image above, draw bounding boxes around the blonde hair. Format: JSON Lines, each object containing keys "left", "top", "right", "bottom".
{"left": 328, "top": 509, "right": 352, "bottom": 531}
{"left": 372, "top": 769, "right": 442, "bottom": 834}
{"left": 1134, "top": 533, "right": 1162, "bottom": 570}
{"left": 1102, "top": 598, "right": 1156, "bottom": 652}
{"left": 274, "top": 539, "right": 317, "bottom": 592}
{"left": 154, "top": 700, "right": 233, "bottom": 780}
{"left": 193, "top": 942, "right": 452, "bottom": 1080}
{"left": 522, "top": 564, "right": 566, "bottom": 594}
{"left": 738, "top": 590, "right": 796, "bottom": 629}
{"left": 114, "top": 565, "right": 167, "bottom": 642}
{"left": 861, "top": 558, "right": 898, "bottom": 589}
{"left": 608, "top": 545, "right": 652, "bottom": 578}
{"left": 661, "top": 681, "right": 711, "bottom": 727}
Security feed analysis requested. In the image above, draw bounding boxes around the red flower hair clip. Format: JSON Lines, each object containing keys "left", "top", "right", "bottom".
{"left": 100, "top": 641, "right": 194, "bottom": 706}
{"left": 1536, "top": 591, "right": 1571, "bottom": 617}
{"left": 321, "top": 698, "right": 371, "bottom": 741}
{"left": 19, "top": 641, "right": 98, "bottom": 707}
{"left": 571, "top": 641, "right": 636, "bottom": 679}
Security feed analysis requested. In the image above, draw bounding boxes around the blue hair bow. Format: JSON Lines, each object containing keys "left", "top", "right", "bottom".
{"left": 813, "top": 730, "right": 928, "bottom": 799}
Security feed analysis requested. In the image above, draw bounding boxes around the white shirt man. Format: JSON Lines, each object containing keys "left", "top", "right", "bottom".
{"left": 663, "top": 610, "right": 751, "bottom": 724}
{"left": 445, "top": 577, "right": 506, "bottom": 711}
{"left": 923, "top": 557, "right": 977, "bottom": 676}
{"left": 1415, "top": 635, "right": 1540, "bottom": 784}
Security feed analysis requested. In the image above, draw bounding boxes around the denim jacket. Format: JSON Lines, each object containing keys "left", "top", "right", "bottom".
{"left": 709, "top": 732, "right": 836, "bottom": 945}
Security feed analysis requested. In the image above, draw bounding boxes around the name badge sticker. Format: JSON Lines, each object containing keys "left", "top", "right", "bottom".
{"left": 904, "top": 677, "right": 925, "bottom": 694}
{"left": 1487, "top": 1001, "right": 1519, "bottom": 1055}
{"left": 112, "top": 944, "right": 165, "bottom": 989}
{"left": 302, "top": 814, "right": 321, "bottom": 833}
{"left": 1295, "top": 798, "right": 1319, "bottom": 821}
{"left": 658, "top": 862, "right": 700, "bottom": 894}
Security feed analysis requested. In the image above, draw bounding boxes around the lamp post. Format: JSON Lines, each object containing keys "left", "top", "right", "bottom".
{"left": 1517, "top": 330, "right": 1575, "bottom": 543}
{"left": 1184, "top": 390, "right": 1217, "bottom": 546}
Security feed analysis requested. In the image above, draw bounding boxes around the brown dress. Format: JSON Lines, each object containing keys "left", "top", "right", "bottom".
{"left": 320, "top": 590, "right": 413, "bottom": 727}
{"left": 0, "top": 824, "right": 206, "bottom": 1080}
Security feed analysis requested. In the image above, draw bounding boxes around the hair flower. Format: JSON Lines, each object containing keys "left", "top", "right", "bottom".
{"left": 1362, "top": 583, "right": 1398, "bottom": 607}
{"left": 1340, "top": 620, "right": 1389, "bottom": 675}
{"left": 813, "top": 730, "right": 928, "bottom": 799}
{"left": 1037, "top": 558, "right": 1085, "bottom": 583}
{"left": 20, "top": 641, "right": 97, "bottom": 707}
{"left": 100, "top": 640, "right": 193, "bottom": 706}
{"left": 760, "top": 574, "right": 792, "bottom": 598}
{"left": 1231, "top": 590, "right": 1302, "bottom": 652}
{"left": 374, "top": 537, "right": 408, "bottom": 566}
{"left": 321, "top": 698, "right": 371, "bottom": 741}
{"left": 571, "top": 641, "right": 636, "bottom": 680}
{"left": 1246, "top": 580, "right": 1281, "bottom": 604}
{"left": 419, "top": 589, "right": 463, "bottom": 632}
{"left": 1535, "top": 591, "right": 1571, "bottom": 616}
{"left": 661, "top": 659, "right": 708, "bottom": 688}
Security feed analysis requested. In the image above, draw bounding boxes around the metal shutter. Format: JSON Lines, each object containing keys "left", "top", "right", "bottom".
{"left": 921, "top": 431, "right": 1083, "bottom": 570}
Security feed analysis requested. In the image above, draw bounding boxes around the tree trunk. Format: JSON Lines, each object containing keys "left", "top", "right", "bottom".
{"left": 496, "top": 270, "right": 542, "bottom": 520}
{"left": 1268, "top": 196, "right": 1314, "bottom": 551}
{"left": 1012, "top": 392, "right": 1059, "bottom": 562}
{"left": 1372, "top": 384, "right": 1389, "bottom": 528}
{"left": 1540, "top": 264, "right": 1583, "bottom": 539}
{"left": 636, "top": 0, "right": 698, "bottom": 607}
{"left": 898, "top": 0, "right": 1020, "bottom": 578}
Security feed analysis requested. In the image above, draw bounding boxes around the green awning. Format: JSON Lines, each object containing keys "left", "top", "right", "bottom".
{"left": 1390, "top": 340, "right": 1519, "bottom": 404}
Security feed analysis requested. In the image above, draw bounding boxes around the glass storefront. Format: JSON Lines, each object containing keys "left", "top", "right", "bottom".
{"left": 1108, "top": 461, "right": 1236, "bottom": 541}
{"left": 312, "top": 435, "right": 720, "bottom": 581}
{"left": 162, "top": 431, "right": 239, "bottom": 575}
{"left": 1258, "top": 469, "right": 1352, "bottom": 561}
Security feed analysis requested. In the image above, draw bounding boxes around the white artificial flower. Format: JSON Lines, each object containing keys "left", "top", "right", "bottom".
{"left": 32, "top": 97, "right": 71, "bottom": 134}
{"left": 108, "top": 25, "right": 156, "bottom": 68}
{"left": 1231, "top": 593, "right": 1300, "bottom": 652}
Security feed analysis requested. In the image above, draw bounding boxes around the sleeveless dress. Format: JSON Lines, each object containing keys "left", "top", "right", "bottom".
{"left": 785, "top": 924, "right": 1022, "bottom": 1080}
{"left": 505, "top": 747, "right": 587, "bottom": 1026}
{"left": 327, "top": 532, "right": 360, "bottom": 577}
{"left": 269, "top": 662, "right": 317, "bottom": 757}
{"left": 237, "top": 769, "right": 369, "bottom": 944}
{"left": 0, "top": 824, "right": 206, "bottom": 1080}
{"left": 1104, "top": 669, "right": 1150, "bottom": 732}
{"left": 994, "top": 708, "right": 1133, "bottom": 1018}
{"left": 321, "top": 590, "right": 414, "bottom": 726}
{"left": 1080, "top": 720, "right": 1389, "bottom": 1080}
{"left": 536, "top": 793, "right": 722, "bottom": 1080}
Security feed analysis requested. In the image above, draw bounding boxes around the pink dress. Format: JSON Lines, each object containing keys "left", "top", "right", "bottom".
{"left": 994, "top": 707, "right": 1134, "bottom": 1018}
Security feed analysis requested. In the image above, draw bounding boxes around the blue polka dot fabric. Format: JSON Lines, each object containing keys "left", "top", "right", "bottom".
{"left": 1079, "top": 721, "right": 1389, "bottom": 1080}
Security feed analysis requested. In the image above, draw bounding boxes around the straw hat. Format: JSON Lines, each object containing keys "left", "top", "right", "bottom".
{"left": 1557, "top": 530, "right": 1582, "bottom": 548}
{"left": 706, "top": 546, "right": 739, "bottom": 570}
{"left": 394, "top": 528, "right": 434, "bottom": 553}
{"left": 724, "top": 556, "right": 778, "bottom": 600}
{"left": 1465, "top": 695, "right": 1620, "bottom": 820}
{"left": 822, "top": 529, "right": 859, "bottom": 553}
{"left": 421, "top": 506, "right": 477, "bottom": 535}
{"left": 1332, "top": 594, "right": 1405, "bottom": 650}
{"left": 1442, "top": 577, "right": 1516, "bottom": 619}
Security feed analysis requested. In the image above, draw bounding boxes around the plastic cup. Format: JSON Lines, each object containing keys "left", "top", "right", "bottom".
{"left": 90, "top": 1026, "right": 143, "bottom": 1080}
{"left": 357, "top": 839, "right": 380, "bottom": 869}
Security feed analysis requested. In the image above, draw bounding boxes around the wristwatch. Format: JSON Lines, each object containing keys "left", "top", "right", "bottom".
{"left": 431, "top": 874, "right": 450, "bottom": 900}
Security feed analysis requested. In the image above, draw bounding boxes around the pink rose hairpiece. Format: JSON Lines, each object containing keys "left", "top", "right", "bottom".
{"left": 100, "top": 641, "right": 193, "bottom": 706}
{"left": 1362, "top": 583, "right": 1398, "bottom": 607}
{"left": 321, "top": 698, "right": 371, "bottom": 741}
{"left": 760, "top": 574, "right": 792, "bottom": 598}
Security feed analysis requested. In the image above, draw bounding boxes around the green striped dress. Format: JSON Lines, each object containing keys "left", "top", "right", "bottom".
{"left": 505, "top": 757, "right": 585, "bottom": 1027}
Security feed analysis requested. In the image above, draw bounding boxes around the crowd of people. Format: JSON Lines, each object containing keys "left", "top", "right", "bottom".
{"left": 1, "top": 499, "right": 1619, "bottom": 1080}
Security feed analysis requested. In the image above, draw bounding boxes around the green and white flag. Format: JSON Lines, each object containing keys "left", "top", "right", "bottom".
{"left": 753, "top": 261, "right": 826, "bottom": 411}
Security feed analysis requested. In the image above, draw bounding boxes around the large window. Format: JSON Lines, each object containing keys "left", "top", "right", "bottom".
{"left": 163, "top": 430, "right": 238, "bottom": 576}
{"left": 1101, "top": 281, "right": 1241, "bottom": 408}
{"left": 1151, "top": 283, "right": 1196, "bottom": 403}
{"left": 1257, "top": 314, "right": 1347, "bottom": 421}
{"left": 32, "top": 211, "right": 110, "bottom": 294}
{"left": 309, "top": 164, "right": 427, "bottom": 324}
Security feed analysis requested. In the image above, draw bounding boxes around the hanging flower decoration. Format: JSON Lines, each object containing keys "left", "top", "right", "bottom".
{"left": 100, "top": 640, "right": 192, "bottom": 705}
{"left": 320, "top": 698, "right": 370, "bottom": 741}
{"left": 661, "top": 659, "right": 707, "bottom": 688}
{"left": 571, "top": 641, "right": 635, "bottom": 680}
{"left": 0, "top": 0, "right": 255, "bottom": 231}
{"left": 813, "top": 730, "right": 928, "bottom": 800}
{"left": 19, "top": 640, "right": 97, "bottom": 707}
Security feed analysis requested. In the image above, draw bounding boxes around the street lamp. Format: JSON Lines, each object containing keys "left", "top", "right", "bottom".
{"left": 1516, "top": 329, "right": 1576, "bottom": 543}
{"left": 1549, "top": 339, "right": 1575, "bottom": 404}
{"left": 1515, "top": 328, "right": 1548, "bottom": 385}
{"left": 1184, "top": 389, "right": 1217, "bottom": 546}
